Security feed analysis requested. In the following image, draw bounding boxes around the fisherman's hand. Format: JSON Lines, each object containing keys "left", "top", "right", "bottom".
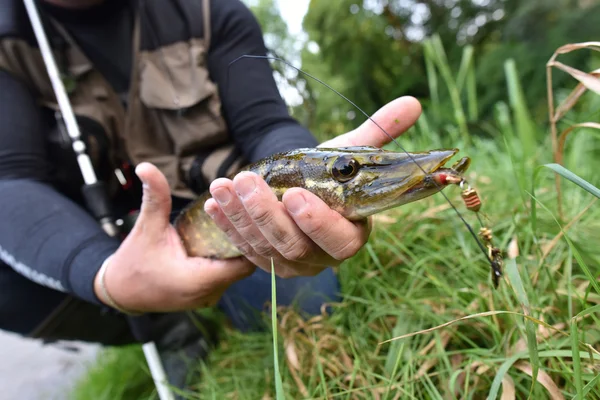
{"left": 204, "top": 96, "right": 422, "bottom": 278}
{"left": 93, "top": 163, "right": 256, "bottom": 313}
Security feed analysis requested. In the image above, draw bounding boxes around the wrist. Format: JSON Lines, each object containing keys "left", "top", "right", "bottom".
{"left": 94, "top": 254, "right": 142, "bottom": 315}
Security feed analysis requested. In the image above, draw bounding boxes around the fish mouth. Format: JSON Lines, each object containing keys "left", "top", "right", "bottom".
{"left": 366, "top": 148, "right": 471, "bottom": 204}
{"left": 364, "top": 148, "right": 462, "bottom": 188}
{"left": 349, "top": 148, "right": 471, "bottom": 219}
{"left": 401, "top": 154, "right": 471, "bottom": 197}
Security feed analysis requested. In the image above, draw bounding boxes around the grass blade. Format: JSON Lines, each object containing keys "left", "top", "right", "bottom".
{"left": 426, "top": 34, "right": 470, "bottom": 143}
{"left": 487, "top": 353, "right": 523, "bottom": 400}
{"left": 467, "top": 60, "right": 478, "bottom": 121}
{"left": 456, "top": 45, "right": 474, "bottom": 92}
{"left": 504, "top": 59, "right": 537, "bottom": 160}
{"left": 423, "top": 40, "right": 441, "bottom": 122}
{"left": 575, "top": 370, "right": 600, "bottom": 400}
{"left": 527, "top": 188, "right": 600, "bottom": 296}
{"left": 271, "top": 259, "right": 285, "bottom": 400}
{"left": 573, "top": 304, "right": 600, "bottom": 321}
{"left": 505, "top": 258, "right": 540, "bottom": 398}
{"left": 543, "top": 163, "right": 600, "bottom": 198}
{"left": 570, "top": 322, "right": 583, "bottom": 400}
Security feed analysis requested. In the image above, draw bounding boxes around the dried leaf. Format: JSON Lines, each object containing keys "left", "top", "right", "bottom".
{"left": 418, "top": 331, "right": 451, "bottom": 356}
{"left": 478, "top": 175, "right": 492, "bottom": 185}
{"left": 552, "top": 41, "right": 600, "bottom": 56}
{"left": 380, "top": 311, "right": 513, "bottom": 344}
{"left": 475, "top": 363, "right": 491, "bottom": 375}
{"left": 554, "top": 69, "right": 600, "bottom": 120}
{"left": 287, "top": 367, "right": 308, "bottom": 398}
{"left": 550, "top": 61, "right": 600, "bottom": 95}
{"left": 285, "top": 340, "right": 300, "bottom": 371}
{"left": 449, "top": 355, "right": 466, "bottom": 399}
{"left": 540, "top": 198, "right": 597, "bottom": 259}
{"left": 554, "top": 83, "right": 588, "bottom": 120}
{"left": 511, "top": 321, "right": 567, "bottom": 353}
{"left": 557, "top": 122, "right": 600, "bottom": 164}
{"left": 364, "top": 270, "right": 381, "bottom": 279}
{"left": 419, "top": 203, "right": 452, "bottom": 219}
{"left": 372, "top": 214, "right": 397, "bottom": 224}
{"left": 500, "top": 374, "right": 516, "bottom": 400}
{"left": 513, "top": 361, "right": 565, "bottom": 400}
{"left": 555, "top": 289, "right": 600, "bottom": 304}
{"left": 547, "top": 41, "right": 600, "bottom": 217}
{"left": 539, "top": 321, "right": 566, "bottom": 339}
{"left": 533, "top": 198, "right": 598, "bottom": 285}
{"left": 416, "top": 332, "right": 452, "bottom": 378}
{"left": 508, "top": 236, "right": 519, "bottom": 259}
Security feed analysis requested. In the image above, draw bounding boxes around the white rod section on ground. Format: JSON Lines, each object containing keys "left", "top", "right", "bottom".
{"left": 143, "top": 343, "right": 176, "bottom": 400}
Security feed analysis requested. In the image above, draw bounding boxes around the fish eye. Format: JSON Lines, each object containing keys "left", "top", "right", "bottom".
{"left": 332, "top": 156, "right": 360, "bottom": 182}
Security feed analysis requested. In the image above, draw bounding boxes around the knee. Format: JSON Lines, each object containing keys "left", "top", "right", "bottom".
{"left": 217, "top": 266, "right": 341, "bottom": 333}
{"left": 279, "top": 267, "right": 341, "bottom": 316}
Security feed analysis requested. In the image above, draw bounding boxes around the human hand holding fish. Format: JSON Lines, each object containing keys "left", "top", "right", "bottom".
{"left": 93, "top": 96, "right": 426, "bottom": 313}
{"left": 201, "top": 96, "right": 423, "bottom": 278}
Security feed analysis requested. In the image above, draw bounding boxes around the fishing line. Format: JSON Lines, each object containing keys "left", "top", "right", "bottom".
{"left": 226, "top": 54, "right": 494, "bottom": 266}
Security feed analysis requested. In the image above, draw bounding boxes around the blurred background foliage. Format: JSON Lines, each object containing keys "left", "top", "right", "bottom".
{"left": 244, "top": 0, "right": 600, "bottom": 142}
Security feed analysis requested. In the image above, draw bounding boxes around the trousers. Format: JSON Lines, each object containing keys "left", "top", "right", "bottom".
{"left": 0, "top": 260, "right": 340, "bottom": 346}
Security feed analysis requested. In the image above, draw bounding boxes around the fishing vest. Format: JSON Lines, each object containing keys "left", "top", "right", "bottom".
{"left": 0, "top": 0, "right": 246, "bottom": 200}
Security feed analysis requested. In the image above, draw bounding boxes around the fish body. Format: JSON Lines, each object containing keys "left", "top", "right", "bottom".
{"left": 174, "top": 146, "right": 470, "bottom": 259}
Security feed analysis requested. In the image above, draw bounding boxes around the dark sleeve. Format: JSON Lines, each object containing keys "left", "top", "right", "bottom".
{"left": 207, "top": 0, "right": 319, "bottom": 163}
{"left": 0, "top": 69, "right": 120, "bottom": 305}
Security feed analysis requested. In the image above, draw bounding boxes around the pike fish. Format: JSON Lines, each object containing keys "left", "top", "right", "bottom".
{"left": 174, "top": 146, "right": 470, "bottom": 259}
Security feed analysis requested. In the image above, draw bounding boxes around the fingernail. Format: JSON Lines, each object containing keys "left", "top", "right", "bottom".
{"left": 286, "top": 193, "right": 307, "bottom": 215}
{"left": 212, "top": 188, "right": 231, "bottom": 206}
{"left": 235, "top": 175, "right": 256, "bottom": 199}
{"left": 137, "top": 176, "right": 149, "bottom": 190}
{"left": 204, "top": 200, "right": 217, "bottom": 218}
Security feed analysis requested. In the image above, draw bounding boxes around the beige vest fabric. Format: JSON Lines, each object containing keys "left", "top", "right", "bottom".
{"left": 0, "top": 0, "right": 246, "bottom": 199}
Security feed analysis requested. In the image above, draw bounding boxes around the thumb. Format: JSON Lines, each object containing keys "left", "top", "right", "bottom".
{"left": 320, "top": 96, "right": 422, "bottom": 148}
{"left": 135, "top": 162, "right": 172, "bottom": 232}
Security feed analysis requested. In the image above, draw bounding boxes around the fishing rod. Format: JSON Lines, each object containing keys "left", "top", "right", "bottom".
{"left": 22, "top": 1, "right": 175, "bottom": 399}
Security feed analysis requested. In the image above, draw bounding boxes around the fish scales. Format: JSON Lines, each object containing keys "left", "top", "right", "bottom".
{"left": 174, "top": 146, "right": 470, "bottom": 259}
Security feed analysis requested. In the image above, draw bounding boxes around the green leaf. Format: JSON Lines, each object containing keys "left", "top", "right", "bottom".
{"left": 570, "top": 322, "right": 584, "bottom": 400}
{"left": 487, "top": 353, "right": 523, "bottom": 400}
{"left": 505, "top": 258, "right": 540, "bottom": 397}
{"left": 543, "top": 163, "right": 600, "bottom": 199}
{"left": 271, "top": 259, "right": 285, "bottom": 400}
{"left": 575, "top": 370, "right": 600, "bottom": 400}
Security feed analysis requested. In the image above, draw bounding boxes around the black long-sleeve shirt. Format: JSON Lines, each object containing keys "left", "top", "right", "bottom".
{"left": 0, "top": 0, "right": 318, "bottom": 305}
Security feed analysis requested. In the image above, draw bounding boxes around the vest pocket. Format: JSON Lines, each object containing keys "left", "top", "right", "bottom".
{"left": 138, "top": 40, "right": 228, "bottom": 146}
{"left": 136, "top": 40, "right": 240, "bottom": 197}
{"left": 138, "top": 42, "right": 215, "bottom": 110}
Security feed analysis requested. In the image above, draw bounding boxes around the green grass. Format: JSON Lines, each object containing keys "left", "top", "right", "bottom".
{"left": 70, "top": 43, "right": 600, "bottom": 399}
